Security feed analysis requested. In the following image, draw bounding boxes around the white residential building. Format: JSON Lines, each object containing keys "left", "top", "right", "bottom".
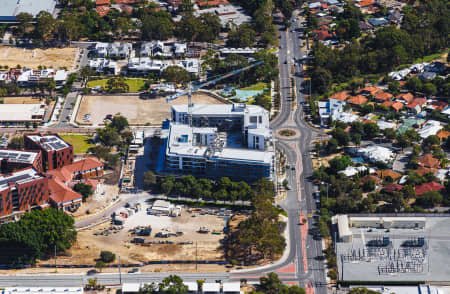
{"left": 357, "top": 145, "right": 394, "bottom": 165}
{"left": 166, "top": 104, "right": 275, "bottom": 180}
{"left": 94, "top": 42, "right": 132, "bottom": 59}
{"left": 418, "top": 120, "right": 442, "bottom": 139}
{"left": 89, "top": 58, "right": 118, "bottom": 75}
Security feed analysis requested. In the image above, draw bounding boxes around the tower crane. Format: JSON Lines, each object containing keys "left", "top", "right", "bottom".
{"left": 166, "top": 60, "right": 264, "bottom": 126}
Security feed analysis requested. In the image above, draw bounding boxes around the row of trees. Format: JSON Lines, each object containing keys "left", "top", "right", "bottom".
{"left": 0, "top": 208, "right": 76, "bottom": 267}
{"left": 157, "top": 175, "right": 253, "bottom": 202}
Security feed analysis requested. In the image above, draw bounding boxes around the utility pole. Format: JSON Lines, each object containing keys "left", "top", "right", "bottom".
{"left": 195, "top": 242, "right": 198, "bottom": 271}
{"left": 118, "top": 254, "right": 122, "bottom": 285}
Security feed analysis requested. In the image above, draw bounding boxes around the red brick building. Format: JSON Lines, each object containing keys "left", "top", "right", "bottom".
{"left": 24, "top": 133, "right": 73, "bottom": 171}
{"left": 47, "top": 157, "right": 104, "bottom": 183}
{"left": 0, "top": 149, "right": 43, "bottom": 173}
{"left": 0, "top": 167, "right": 50, "bottom": 217}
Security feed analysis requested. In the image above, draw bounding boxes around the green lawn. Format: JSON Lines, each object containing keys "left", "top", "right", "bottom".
{"left": 413, "top": 50, "right": 447, "bottom": 64}
{"left": 60, "top": 135, "right": 95, "bottom": 154}
{"left": 241, "top": 82, "right": 269, "bottom": 91}
{"left": 87, "top": 78, "right": 147, "bottom": 93}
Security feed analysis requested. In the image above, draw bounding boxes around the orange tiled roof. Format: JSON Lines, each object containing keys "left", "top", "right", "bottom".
{"left": 96, "top": 0, "right": 110, "bottom": 5}
{"left": 347, "top": 95, "right": 367, "bottom": 105}
{"left": 361, "top": 175, "right": 381, "bottom": 184}
{"left": 196, "top": 0, "right": 229, "bottom": 6}
{"left": 47, "top": 168, "right": 72, "bottom": 183}
{"left": 383, "top": 183, "right": 403, "bottom": 193}
{"left": 329, "top": 91, "right": 349, "bottom": 101}
{"left": 391, "top": 101, "right": 404, "bottom": 112}
{"left": 96, "top": 6, "right": 111, "bottom": 17}
{"left": 48, "top": 178, "right": 83, "bottom": 206}
{"left": 382, "top": 101, "right": 394, "bottom": 108}
{"left": 418, "top": 154, "right": 440, "bottom": 169}
{"left": 396, "top": 93, "right": 414, "bottom": 103}
{"left": 359, "top": 86, "right": 380, "bottom": 96}
{"left": 431, "top": 101, "right": 448, "bottom": 111}
{"left": 375, "top": 169, "right": 402, "bottom": 180}
{"left": 357, "top": 0, "right": 374, "bottom": 7}
{"left": 437, "top": 130, "right": 450, "bottom": 141}
{"left": 414, "top": 167, "right": 438, "bottom": 176}
{"left": 115, "top": 0, "right": 137, "bottom": 4}
{"left": 375, "top": 91, "right": 393, "bottom": 102}
{"left": 362, "top": 119, "right": 376, "bottom": 124}
{"left": 85, "top": 178, "right": 99, "bottom": 191}
{"left": 406, "top": 98, "right": 427, "bottom": 109}
{"left": 65, "top": 157, "right": 104, "bottom": 174}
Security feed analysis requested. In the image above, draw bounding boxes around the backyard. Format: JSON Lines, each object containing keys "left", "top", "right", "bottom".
{"left": 87, "top": 78, "right": 147, "bottom": 93}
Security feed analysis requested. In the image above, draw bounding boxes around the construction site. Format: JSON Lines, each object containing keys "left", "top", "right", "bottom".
{"left": 334, "top": 215, "right": 450, "bottom": 281}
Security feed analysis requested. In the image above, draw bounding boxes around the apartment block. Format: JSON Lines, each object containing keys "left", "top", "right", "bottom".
{"left": 24, "top": 134, "right": 73, "bottom": 171}
{"left": 165, "top": 104, "right": 275, "bottom": 181}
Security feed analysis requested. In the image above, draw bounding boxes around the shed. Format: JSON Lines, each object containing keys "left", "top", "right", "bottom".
{"left": 223, "top": 282, "right": 241, "bottom": 294}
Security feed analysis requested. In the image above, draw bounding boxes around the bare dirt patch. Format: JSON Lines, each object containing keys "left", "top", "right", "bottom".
{"left": 76, "top": 94, "right": 226, "bottom": 126}
{"left": 68, "top": 203, "right": 227, "bottom": 265}
{"left": 0, "top": 47, "right": 77, "bottom": 70}
{"left": 1, "top": 97, "right": 45, "bottom": 104}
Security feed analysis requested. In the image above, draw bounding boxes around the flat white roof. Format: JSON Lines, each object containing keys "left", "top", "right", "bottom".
{"left": 2, "top": 288, "right": 82, "bottom": 294}
{"left": 337, "top": 215, "right": 352, "bottom": 237}
{"left": 122, "top": 283, "right": 140, "bottom": 293}
{"left": 0, "top": 104, "right": 45, "bottom": 122}
{"left": 184, "top": 282, "right": 198, "bottom": 291}
{"left": 172, "top": 104, "right": 266, "bottom": 117}
{"left": 222, "top": 282, "right": 241, "bottom": 292}
{"left": 202, "top": 283, "right": 221, "bottom": 292}
{"left": 167, "top": 123, "right": 272, "bottom": 164}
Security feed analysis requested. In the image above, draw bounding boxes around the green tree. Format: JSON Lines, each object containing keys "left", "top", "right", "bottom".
{"left": 15, "top": 12, "right": 33, "bottom": 37}
{"left": 106, "top": 77, "right": 129, "bottom": 93}
{"left": 227, "top": 24, "right": 256, "bottom": 48}
{"left": 423, "top": 83, "right": 437, "bottom": 96}
{"left": 311, "top": 67, "right": 332, "bottom": 95}
{"left": 328, "top": 155, "right": 352, "bottom": 172}
{"left": 95, "top": 260, "right": 105, "bottom": 273}
{"left": 73, "top": 183, "right": 93, "bottom": 201}
{"left": 0, "top": 208, "right": 76, "bottom": 266}
{"left": 162, "top": 66, "right": 190, "bottom": 84}
{"left": 363, "top": 122, "right": 380, "bottom": 139}
{"left": 158, "top": 275, "right": 189, "bottom": 294}
{"left": 139, "top": 283, "right": 158, "bottom": 294}
{"left": 110, "top": 115, "right": 129, "bottom": 132}
{"left": 34, "top": 11, "right": 55, "bottom": 42}
{"left": 98, "top": 127, "right": 121, "bottom": 146}
{"left": 100, "top": 250, "right": 116, "bottom": 263}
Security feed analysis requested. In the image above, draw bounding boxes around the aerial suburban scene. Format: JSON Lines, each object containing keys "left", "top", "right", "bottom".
{"left": 0, "top": 0, "right": 447, "bottom": 293}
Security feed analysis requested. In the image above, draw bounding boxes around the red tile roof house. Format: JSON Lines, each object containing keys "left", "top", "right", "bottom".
{"left": 415, "top": 182, "right": 444, "bottom": 196}
{"left": 358, "top": 86, "right": 381, "bottom": 97}
{"left": 48, "top": 177, "right": 83, "bottom": 212}
{"left": 384, "top": 101, "right": 404, "bottom": 112}
{"left": 383, "top": 183, "right": 403, "bottom": 194}
{"left": 418, "top": 154, "right": 441, "bottom": 169}
{"left": 347, "top": 95, "right": 367, "bottom": 106}
{"left": 311, "top": 29, "right": 333, "bottom": 41}
{"left": 329, "top": 91, "right": 350, "bottom": 101}
{"left": 374, "top": 91, "right": 393, "bottom": 103}
{"left": 406, "top": 98, "right": 427, "bottom": 114}
{"left": 396, "top": 93, "right": 414, "bottom": 104}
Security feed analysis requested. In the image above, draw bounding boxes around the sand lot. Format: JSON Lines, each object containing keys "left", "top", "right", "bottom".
{"left": 0, "top": 47, "right": 77, "bottom": 70}
{"left": 76, "top": 94, "right": 226, "bottom": 126}
{"left": 68, "top": 204, "right": 227, "bottom": 265}
{"left": 1, "top": 97, "right": 44, "bottom": 104}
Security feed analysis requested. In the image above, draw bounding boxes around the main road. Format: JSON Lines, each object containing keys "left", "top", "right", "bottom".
{"left": 0, "top": 11, "right": 328, "bottom": 292}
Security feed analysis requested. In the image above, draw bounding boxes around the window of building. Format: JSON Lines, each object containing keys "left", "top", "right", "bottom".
{"left": 250, "top": 116, "right": 257, "bottom": 123}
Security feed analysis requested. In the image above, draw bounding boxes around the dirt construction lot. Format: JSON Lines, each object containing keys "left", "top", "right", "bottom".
{"left": 67, "top": 203, "right": 228, "bottom": 266}
{"left": 1, "top": 97, "right": 44, "bottom": 104}
{"left": 0, "top": 47, "right": 77, "bottom": 69}
{"left": 76, "top": 94, "right": 226, "bottom": 126}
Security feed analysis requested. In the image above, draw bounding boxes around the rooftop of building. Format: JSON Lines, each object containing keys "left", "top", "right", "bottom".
{"left": 172, "top": 103, "right": 267, "bottom": 116}
{"left": 26, "top": 134, "right": 70, "bottom": 152}
{"left": 0, "top": 149, "right": 39, "bottom": 165}
{"left": 0, "top": 167, "right": 43, "bottom": 192}
{"left": 335, "top": 215, "right": 450, "bottom": 282}
{"left": 0, "top": 104, "right": 45, "bottom": 122}
{"left": 167, "top": 123, "right": 273, "bottom": 164}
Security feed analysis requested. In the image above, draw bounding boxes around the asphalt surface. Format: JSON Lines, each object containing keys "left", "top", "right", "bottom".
{"left": 0, "top": 13, "right": 329, "bottom": 291}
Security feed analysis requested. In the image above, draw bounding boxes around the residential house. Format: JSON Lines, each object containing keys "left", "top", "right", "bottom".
{"left": 418, "top": 154, "right": 441, "bottom": 169}
{"left": 415, "top": 182, "right": 444, "bottom": 196}
{"left": 414, "top": 167, "right": 438, "bottom": 177}
{"left": 418, "top": 120, "right": 442, "bottom": 139}
{"left": 330, "top": 91, "right": 350, "bottom": 101}
{"left": 374, "top": 91, "right": 393, "bottom": 103}
{"left": 383, "top": 101, "right": 403, "bottom": 112}
{"left": 358, "top": 86, "right": 380, "bottom": 97}
{"left": 368, "top": 18, "right": 389, "bottom": 27}
{"left": 396, "top": 93, "right": 414, "bottom": 104}
{"left": 375, "top": 169, "right": 402, "bottom": 181}
{"left": 436, "top": 130, "right": 450, "bottom": 142}
{"left": 406, "top": 98, "right": 427, "bottom": 114}
{"left": 383, "top": 183, "right": 403, "bottom": 194}
{"left": 94, "top": 42, "right": 132, "bottom": 59}
{"left": 89, "top": 58, "right": 118, "bottom": 75}
{"left": 347, "top": 95, "right": 367, "bottom": 106}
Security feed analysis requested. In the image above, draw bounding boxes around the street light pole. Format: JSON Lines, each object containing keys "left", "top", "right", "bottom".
{"left": 118, "top": 254, "right": 122, "bottom": 285}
